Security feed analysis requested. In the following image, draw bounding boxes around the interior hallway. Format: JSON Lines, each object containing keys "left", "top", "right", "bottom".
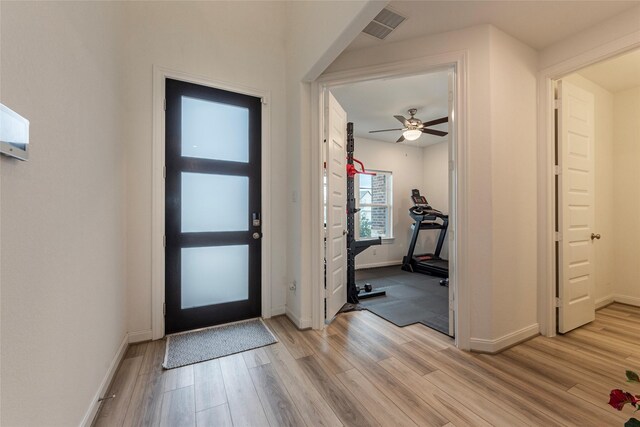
{"left": 94, "top": 303, "right": 638, "bottom": 426}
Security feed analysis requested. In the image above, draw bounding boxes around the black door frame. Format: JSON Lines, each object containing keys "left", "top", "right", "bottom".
{"left": 164, "top": 77, "right": 263, "bottom": 334}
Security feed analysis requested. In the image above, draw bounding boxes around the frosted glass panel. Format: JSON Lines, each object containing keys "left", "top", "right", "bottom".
{"left": 181, "top": 96, "right": 249, "bottom": 162}
{"left": 181, "top": 245, "right": 248, "bottom": 308}
{"left": 182, "top": 173, "right": 248, "bottom": 232}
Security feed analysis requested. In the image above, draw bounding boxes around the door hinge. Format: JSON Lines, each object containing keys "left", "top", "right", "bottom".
{"left": 555, "top": 297, "right": 562, "bottom": 307}
{"left": 163, "top": 165, "right": 166, "bottom": 179}
{"left": 261, "top": 97, "right": 268, "bottom": 105}
{"left": 163, "top": 302, "right": 166, "bottom": 316}
{"left": 554, "top": 165, "right": 561, "bottom": 175}
{"left": 555, "top": 232, "right": 562, "bottom": 242}
{"left": 163, "top": 235, "right": 166, "bottom": 247}
{"left": 163, "top": 98, "right": 166, "bottom": 111}
{"left": 554, "top": 99, "right": 561, "bottom": 109}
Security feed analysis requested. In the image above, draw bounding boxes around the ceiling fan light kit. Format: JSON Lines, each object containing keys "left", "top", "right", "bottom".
{"left": 369, "top": 108, "right": 449, "bottom": 143}
{"left": 403, "top": 129, "right": 422, "bottom": 141}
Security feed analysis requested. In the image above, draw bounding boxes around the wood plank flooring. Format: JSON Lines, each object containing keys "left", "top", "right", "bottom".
{"left": 94, "top": 303, "right": 640, "bottom": 426}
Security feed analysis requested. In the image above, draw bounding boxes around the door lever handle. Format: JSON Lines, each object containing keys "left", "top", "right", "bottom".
{"left": 591, "top": 233, "right": 601, "bottom": 240}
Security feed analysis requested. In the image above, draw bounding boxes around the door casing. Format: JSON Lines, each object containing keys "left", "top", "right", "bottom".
{"left": 151, "top": 66, "right": 273, "bottom": 340}
{"left": 311, "top": 53, "right": 469, "bottom": 349}
{"left": 537, "top": 35, "right": 640, "bottom": 337}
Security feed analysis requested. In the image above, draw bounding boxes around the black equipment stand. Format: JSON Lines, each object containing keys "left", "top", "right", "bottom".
{"left": 401, "top": 189, "right": 449, "bottom": 283}
{"left": 346, "top": 122, "right": 384, "bottom": 304}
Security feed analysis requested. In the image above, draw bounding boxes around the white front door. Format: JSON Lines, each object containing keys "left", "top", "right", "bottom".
{"left": 325, "top": 92, "right": 348, "bottom": 321}
{"left": 557, "top": 79, "right": 596, "bottom": 333}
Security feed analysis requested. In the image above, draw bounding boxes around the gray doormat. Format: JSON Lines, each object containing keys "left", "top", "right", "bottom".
{"left": 163, "top": 319, "right": 278, "bottom": 369}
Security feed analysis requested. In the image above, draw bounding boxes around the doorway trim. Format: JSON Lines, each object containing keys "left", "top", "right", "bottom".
{"left": 310, "top": 52, "right": 470, "bottom": 350}
{"left": 537, "top": 32, "right": 640, "bottom": 337}
{"left": 151, "top": 66, "right": 272, "bottom": 340}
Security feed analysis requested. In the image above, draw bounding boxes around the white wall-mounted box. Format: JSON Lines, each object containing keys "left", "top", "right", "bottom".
{"left": 0, "top": 103, "right": 29, "bottom": 160}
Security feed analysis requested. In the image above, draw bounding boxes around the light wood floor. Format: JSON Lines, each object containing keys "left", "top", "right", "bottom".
{"left": 94, "top": 303, "right": 640, "bottom": 426}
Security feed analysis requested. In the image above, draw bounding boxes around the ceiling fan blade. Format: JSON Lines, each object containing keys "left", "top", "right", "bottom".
{"left": 396, "top": 134, "right": 405, "bottom": 143}
{"left": 421, "top": 116, "right": 449, "bottom": 127}
{"left": 421, "top": 128, "right": 448, "bottom": 137}
{"left": 369, "top": 128, "right": 404, "bottom": 133}
{"left": 394, "top": 115, "right": 408, "bottom": 126}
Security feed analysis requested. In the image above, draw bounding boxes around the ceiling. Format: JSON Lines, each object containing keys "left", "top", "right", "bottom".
{"left": 577, "top": 48, "right": 640, "bottom": 93}
{"left": 346, "top": 1, "right": 640, "bottom": 52}
{"left": 331, "top": 1, "right": 640, "bottom": 148}
{"left": 330, "top": 70, "right": 451, "bottom": 147}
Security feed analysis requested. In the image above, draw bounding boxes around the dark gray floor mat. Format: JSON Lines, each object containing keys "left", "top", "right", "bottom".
{"left": 363, "top": 300, "right": 424, "bottom": 327}
{"left": 355, "top": 266, "right": 451, "bottom": 335}
{"left": 420, "top": 315, "right": 449, "bottom": 333}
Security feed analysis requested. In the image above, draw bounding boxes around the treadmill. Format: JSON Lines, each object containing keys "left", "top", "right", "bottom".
{"left": 401, "top": 189, "right": 449, "bottom": 278}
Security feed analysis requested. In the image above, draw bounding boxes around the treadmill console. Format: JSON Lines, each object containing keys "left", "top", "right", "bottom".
{"left": 411, "top": 189, "right": 430, "bottom": 207}
{"left": 409, "top": 189, "right": 440, "bottom": 218}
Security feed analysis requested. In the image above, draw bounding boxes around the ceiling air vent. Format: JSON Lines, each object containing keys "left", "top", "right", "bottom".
{"left": 362, "top": 7, "right": 406, "bottom": 40}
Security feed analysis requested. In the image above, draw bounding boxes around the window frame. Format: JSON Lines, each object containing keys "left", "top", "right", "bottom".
{"left": 355, "top": 169, "right": 394, "bottom": 241}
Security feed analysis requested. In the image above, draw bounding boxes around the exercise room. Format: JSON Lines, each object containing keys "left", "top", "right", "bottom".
{"left": 329, "top": 69, "right": 454, "bottom": 336}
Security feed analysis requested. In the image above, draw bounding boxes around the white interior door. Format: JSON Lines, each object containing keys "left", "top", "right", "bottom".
{"left": 325, "top": 91, "right": 348, "bottom": 321}
{"left": 557, "top": 79, "right": 596, "bottom": 333}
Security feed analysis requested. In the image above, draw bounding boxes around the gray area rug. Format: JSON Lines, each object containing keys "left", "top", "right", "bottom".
{"left": 163, "top": 319, "right": 278, "bottom": 369}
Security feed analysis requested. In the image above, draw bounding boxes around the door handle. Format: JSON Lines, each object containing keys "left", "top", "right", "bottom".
{"left": 591, "top": 233, "right": 601, "bottom": 240}
{"left": 343, "top": 230, "right": 348, "bottom": 236}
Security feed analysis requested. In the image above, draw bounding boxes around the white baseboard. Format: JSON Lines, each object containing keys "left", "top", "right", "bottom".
{"left": 613, "top": 294, "right": 640, "bottom": 307}
{"left": 285, "top": 307, "right": 312, "bottom": 329}
{"left": 128, "top": 329, "right": 153, "bottom": 343}
{"left": 469, "top": 323, "right": 539, "bottom": 354}
{"left": 270, "top": 305, "right": 286, "bottom": 316}
{"left": 80, "top": 333, "right": 129, "bottom": 427}
{"left": 356, "top": 260, "right": 402, "bottom": 270}
{"left": 596, "top": 295, "right": 615, "bottom": 309}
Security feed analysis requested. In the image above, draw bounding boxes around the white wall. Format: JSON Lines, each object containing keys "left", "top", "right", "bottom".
{"left": 121, "top": 1, "right": 289, "bottom": 337}
{"left": 563, "top": 74, "right": 615, "bottom": 307}
{"left": 488, "top": 26, "right": 539, "bottom": 341}
{"left": 326, "top": 25, "right": 540, "bottom": 348}
{"left": 352, "top": 137, "right": 425, "bottom": 268}
{"left": 1, "top": 3, "right": 127, "bottom": 425}
{"left": 422, "top": 141, "right": 450, "bottom": 260}
{"left": 539, "top": 5, "right": 640, "bottom": 71}
{"left": 328, "top": 24, "right": 541, "bottom": 347}
{"left": 284, "top": 1, "right": 384, "bottom": 327}
{"left": 350, "top": 137, "right": 451, "bottom": 269}
{"left": 613, "top": 86, "right": 640, "bottom": 305}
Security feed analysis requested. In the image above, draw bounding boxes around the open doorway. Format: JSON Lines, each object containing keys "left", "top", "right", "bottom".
{"left": 554, "top": 48, "right": 640, "bottom": 333}
{"left": 322, "top": 67, "right": 457, "bottom": 337}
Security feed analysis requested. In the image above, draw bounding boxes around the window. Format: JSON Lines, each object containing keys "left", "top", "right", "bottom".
{"left": 357, "top": 170, "right": 393, "bottom": 239}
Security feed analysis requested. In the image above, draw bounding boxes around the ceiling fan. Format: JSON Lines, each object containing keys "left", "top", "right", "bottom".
{"left": 369, "top": 108, "right": 449, "bottom": 143}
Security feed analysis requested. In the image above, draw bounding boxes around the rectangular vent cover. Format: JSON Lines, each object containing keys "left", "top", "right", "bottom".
{"left": 362, "top": 7, "right": 406, "bottom": 40}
